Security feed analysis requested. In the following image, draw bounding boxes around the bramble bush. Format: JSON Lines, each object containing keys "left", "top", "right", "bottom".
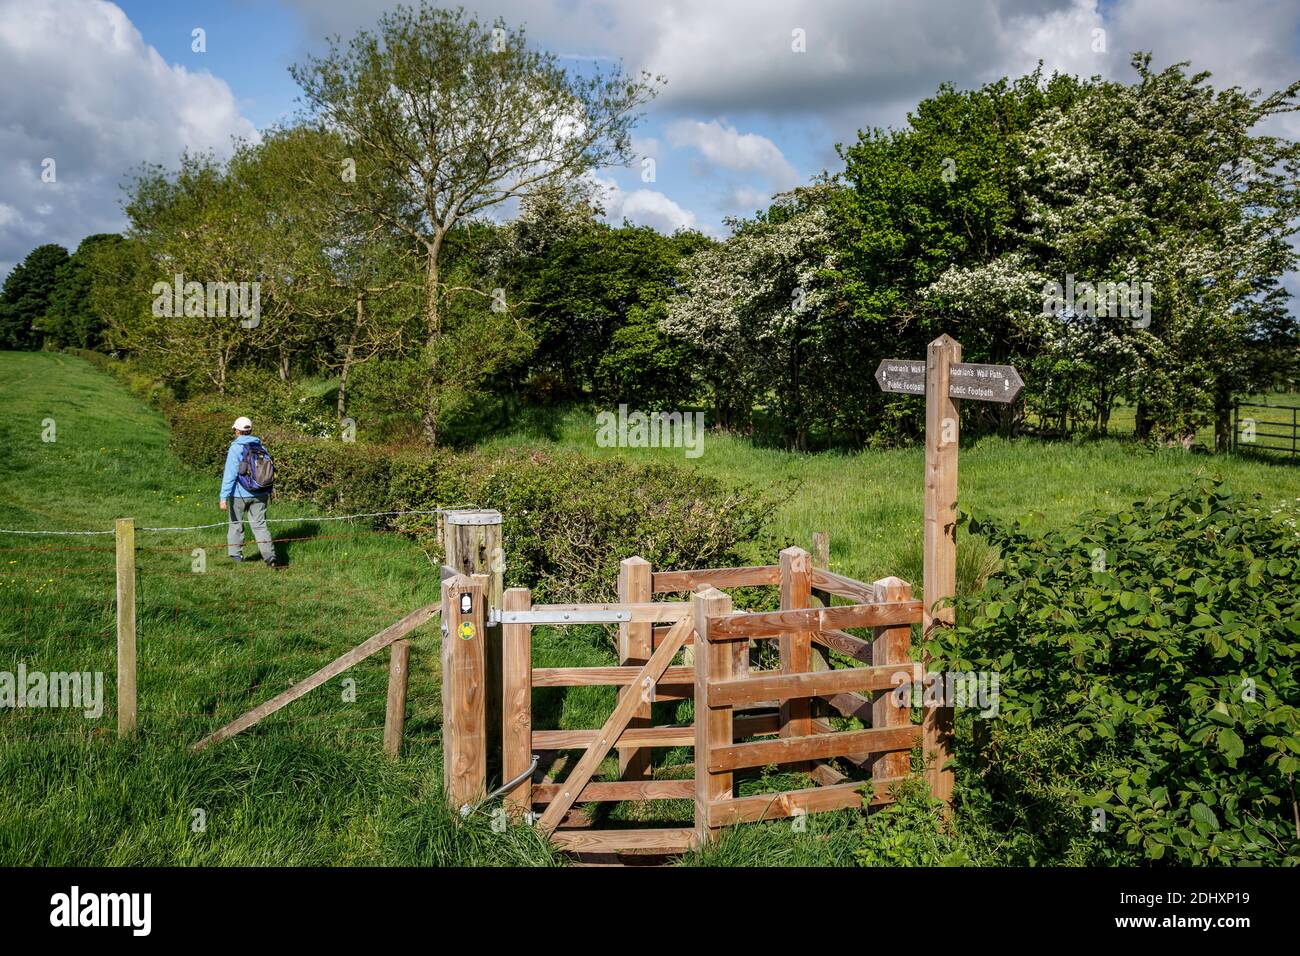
{"left": 929, "top": 478, "right": 1300, "bottom": 864}
{"left": 222, "top": 366, "right": 339, "bottom": 439}
{"left": 852, "top": 776, "right": 967, "bottom": 866}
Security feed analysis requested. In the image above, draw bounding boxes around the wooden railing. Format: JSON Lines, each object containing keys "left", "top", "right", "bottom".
{"left": 491, "top": 543, "right": 937, "bottom": 855}
{"left": 689, "top": 547, "right": 925, "bottom": 845}
{"left": 499, "top": 582, "right": 701, "bottom": 845}
{"left": 185, "top": 518, "right": 940, "bottom": 859}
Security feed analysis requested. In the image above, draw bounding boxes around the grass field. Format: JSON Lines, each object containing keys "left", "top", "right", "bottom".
{"left": 0, "top": 351, "right": 561, "bottom": 865}
{"left": 483, "top": 406, "right": 1300, "bottom": 589}
{"left": 3, "top": 350, "right": 1299, "bottom": 866}
{"left": 1099, "top": 393, "right": 1300, "bottom": 452}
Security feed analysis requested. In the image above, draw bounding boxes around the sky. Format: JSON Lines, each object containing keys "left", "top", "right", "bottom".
{"left": 2, "top": 0, "right": 1299, "bottom": 300}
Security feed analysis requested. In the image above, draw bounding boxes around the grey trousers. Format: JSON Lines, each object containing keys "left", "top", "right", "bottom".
{"left": 227, "top": 495, "right": 275, "bottom": 562}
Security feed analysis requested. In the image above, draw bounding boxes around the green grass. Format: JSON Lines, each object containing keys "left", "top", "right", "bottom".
{"left": 1031, "top": 392, "right": 1300, "bottom": 451}
{"left": 5, "top": 351, "right": 1300, "bottom": 866}
{"left": 0, "top": 351, "right": 560, "bottom": 865}
{"left": 482, "top": 407, "right": 1300, "bottom": 590}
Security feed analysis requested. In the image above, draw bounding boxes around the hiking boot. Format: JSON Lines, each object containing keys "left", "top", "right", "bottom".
{"left": 230, "top": 554, "right": 243, "bottom": 562}
{"left": 265, "top": 558, "right": 284, "bottom": 570}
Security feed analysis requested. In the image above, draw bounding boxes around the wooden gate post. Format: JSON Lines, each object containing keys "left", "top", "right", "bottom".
{"left": 617, "top": 556, "right": 653, "bottom": 780}
{"left": 442, "top": 573, "right": 487, "bottom": 808}
{"left": 923, "top": 334, "right": 959, "bottom": 805}
{"left": 501, "top": 586, "right": 533, "bottom": 815}
{"left": 444, "top": 509, "right": 504, "bottom": 784}
{"left": 693, "top": 586, "right": 735, "bottom": 846}
{"left": 810, "top": 532, "right": 833, "bottom": 676}
{"left": 778, "top": 547, "right": 813, "bottom": 764}
{"left": 871, "top": 577, "right": 914, "bottom": 782}
{"left": 115, "top": 517, "right": 136, "bottom": 738}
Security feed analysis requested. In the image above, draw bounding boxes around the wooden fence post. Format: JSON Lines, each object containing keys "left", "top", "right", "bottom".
{"left": 115, "top": 517, "right": 136, "bottom": 738}
{"left": 693, "top": 586, "right": 734, "bottom": 846}
{"left": 383, "top": 639, "right": 410, "bottom": 757}
{"left": 442, "top": 572, "right": 486, "bottom": 808}
{"left": 618, "top": 556, "right": 653, "bottom": 780}
{"left": 502, "top": 587, "right": 533, "bottom": 815}
{"left": 778, "top": 547, "right": 813, "bottom": 760}
{"left": 810, "top": 532, "right": 833, "bottom": 676}
{"left": 444, "top": 509, "right": 503, "bottom": 784}
{"left": 923, "top": 334, "right": 959, "bottom": 805}
{"left": 871, "top": 577, "right": 914, "bottom": 782}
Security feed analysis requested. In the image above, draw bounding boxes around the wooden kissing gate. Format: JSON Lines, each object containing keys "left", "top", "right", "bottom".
{"left": 443, "top": 546, "right": 938, "bottom": 856}
{"left": 190, "top": 335, "right": 1013, "bottom": 860}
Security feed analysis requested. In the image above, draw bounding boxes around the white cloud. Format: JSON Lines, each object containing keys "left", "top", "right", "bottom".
{"left": 282, "top": 1, "right": 1300, "bottom": 200}
{"left": 282, "top": 1, "right": 1300, "bottom": 130}
{"left": 592, "top": 174, "right": 703, "bottom": 234}
{"left": 282, "top": 1, "right": 1111, "bottom": 124}
{"left": 665, "top": 119, "right": 799, "bottom": 187}
{"left": 0, "top": 0, "right": 256, "bottom": 276}
{"left": 727, "top": 185, "right": 772, "bottom": 215}
{"left": 638, "top": 0, "right": 1105, "bottom": 123}
{"left": 632, "top": 135, "right": 662, "bottom": 161}
{"left": 1102, "top": 0, "right": 1300, "bottom": 138}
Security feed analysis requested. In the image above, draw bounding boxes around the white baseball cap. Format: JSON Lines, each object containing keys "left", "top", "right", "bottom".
{"left": 232, "top": 416, "right": 253, "bottom": 432}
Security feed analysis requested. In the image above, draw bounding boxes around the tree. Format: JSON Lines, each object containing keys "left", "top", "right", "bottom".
{"left": 227, "top": 126, "right": 419, "bottom": 412}
{"left": 342, "top": 219, "right": 538, "bottom": 443}
{"left": 0, "top": 244, "right": 69, "bottom": 349}
{"left": 594, "top": 298, "right": 699, "bottom": 410}
{"left": 830, "top": 68, "right": 1086, "bottom": 441}
{"left": 37, "top": 234, "right": 123, "bottom": 350}
{"left": 290, "top": 2, "right": 660, "bottom": 443}
{"left": 924, "top": 253, "right": 1050, "bottom": 434}
{"left": 1018, "top": 55, "right": 1300, "bottom": 448}
{"left": 665, "top": 186, "right": 846, "bottom": 448}
{"left": 87, "top": 236, "right": 152, "bottom": 357}
{"left": 115, "top": 153, "right": 258, "bottom": 393}
{"left": 516, "top": 221, "right": 708, "bottom": 406}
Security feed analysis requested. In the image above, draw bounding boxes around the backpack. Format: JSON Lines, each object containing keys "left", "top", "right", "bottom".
{"left": 236, "top": 440, "right": 275, "bottom": 493}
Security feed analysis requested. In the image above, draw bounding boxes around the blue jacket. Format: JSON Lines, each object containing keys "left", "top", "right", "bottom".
{"left": 221, "top": 434, "right": 267, "bottom": 501}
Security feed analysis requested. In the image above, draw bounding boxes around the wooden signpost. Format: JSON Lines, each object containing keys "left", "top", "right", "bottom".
{"left": 875, "top": 336, "right": 1023, "bottom": 806}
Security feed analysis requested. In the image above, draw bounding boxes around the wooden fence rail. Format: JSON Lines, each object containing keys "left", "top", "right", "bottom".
{"left": 707, "top": 600, "right": 923, "bottom": 639}
{"left": 683, "top": 550, "right": 932, "bottom": 847}
{"left": 192, "top": 601, "right": 439, "bottom": 753}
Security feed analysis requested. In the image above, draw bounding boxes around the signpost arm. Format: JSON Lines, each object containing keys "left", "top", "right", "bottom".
{"left": 923, "top": 334, "right": 958, "bottom": 807}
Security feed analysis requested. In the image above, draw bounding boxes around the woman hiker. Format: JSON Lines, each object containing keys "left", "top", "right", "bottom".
{"left": 219, "top": 416, "right": 280, "bottom": 568}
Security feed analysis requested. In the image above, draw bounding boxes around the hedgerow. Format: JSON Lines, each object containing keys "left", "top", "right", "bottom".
{"left": 73, "top": 350, "right": 780, "bottom": 606}
{"left": 164, "top": 390, "right": 779, "bottom": 607}
{"left": 931, "top": 479, "right": 1300, "bottom": 864}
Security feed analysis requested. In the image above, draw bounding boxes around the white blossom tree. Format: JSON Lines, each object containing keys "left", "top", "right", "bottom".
{"left": 664, "top": 186, "right": 844, "bottom": 447}
{"left": 1016, "top": 54, "right": 1300, "bottom": 446}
